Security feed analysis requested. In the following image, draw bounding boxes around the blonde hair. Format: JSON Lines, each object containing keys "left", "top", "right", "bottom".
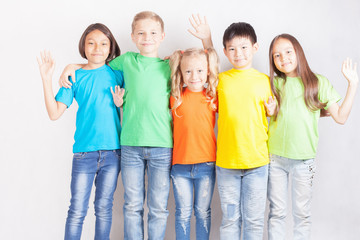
{"left": 132, "top": 11, "right": 164, "bottom": 33}
{"left": 170, "top": 47, "right": 219, "bottom": 114}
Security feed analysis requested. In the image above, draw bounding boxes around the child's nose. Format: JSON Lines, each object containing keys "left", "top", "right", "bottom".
{"left": 144, "top": 33, "right": 151, "bottom": 40}
{"left": 191, "top": 72, "right": 198, "bottom": 79}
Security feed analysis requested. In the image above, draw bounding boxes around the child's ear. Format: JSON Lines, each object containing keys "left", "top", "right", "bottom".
{"left": 253, "top": 43, "right": 259, "bottom": 53}
{"left": 160, "top": 32, "right": 165, "bottom": 42}
{"left": 223, "top": 48, "right": 228, "bottom": 57}
{"left": 131, "top": 33, "right": 135, "bottom": 43}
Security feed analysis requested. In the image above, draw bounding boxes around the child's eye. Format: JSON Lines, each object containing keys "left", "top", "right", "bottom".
{"left": 229, "top": 48, "right": 235, "bottom": 51}
{"left": 185, "top": 70, "right": 191, "bottom": 74}
{"left": 198, "top": 70, "right": 203, "bottom": 73}
{"left": 102, "top": 43, "right": 108, "bottom": 46}
{"left": 152, "top": 32, "right": 157, "bottom": 35}
{"left": 274, "top": 54, "right": 280, "bottom": 58}
{"left": 242, "top": 46, "right": 247, "bottom": 49}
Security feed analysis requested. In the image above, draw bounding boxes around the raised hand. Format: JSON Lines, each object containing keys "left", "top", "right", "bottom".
{"left": 342, "top": 58, "right": 359, "bottom": 86}
{"left": 264, "top": 96, "right": 277, "bottom": 116}
{"left": 188, "top": 14, "right": 211, "bottom": 41}
{"left": 110, "top": 86, "right": 125, "bottom": 107}
{"left": 37, "top": 50, "right": 55, "bottom": 82}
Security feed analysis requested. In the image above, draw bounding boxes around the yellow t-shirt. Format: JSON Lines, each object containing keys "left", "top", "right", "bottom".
{"left": 216, "top": 68, "right": 272, "bottom": 169}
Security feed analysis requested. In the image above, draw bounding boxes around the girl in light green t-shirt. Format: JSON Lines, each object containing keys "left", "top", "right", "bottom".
{"left": 264, "top": 33, "right": 358, "bottom": 240}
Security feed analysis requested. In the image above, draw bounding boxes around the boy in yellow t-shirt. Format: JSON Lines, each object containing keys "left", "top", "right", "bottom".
{"left": 216, "top": 22, "right": 274, "bottom": 239}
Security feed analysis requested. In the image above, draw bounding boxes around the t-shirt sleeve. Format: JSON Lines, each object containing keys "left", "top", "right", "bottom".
{"left": 55, "top": 77, "right": 75, "bottom": 108}
{"left": 108, "top": 54, "right": 126, "bottom": 71}
{"left": 266, "top": 75, "right": 273, "bottom": 98}
{"left": 113, "top": 70, "right": 125, "bottom": 88}
{"left": 317, "top": 75, "right": 342, "bottom": 110}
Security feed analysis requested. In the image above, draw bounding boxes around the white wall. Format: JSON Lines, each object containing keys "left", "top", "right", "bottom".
{"left": 1, "top": 0, "right": 360, "bottom": 239}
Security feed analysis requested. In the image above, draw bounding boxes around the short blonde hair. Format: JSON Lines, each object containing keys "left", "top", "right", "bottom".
{"left": 132, "top": 11, "right": 164, "bottom": 33}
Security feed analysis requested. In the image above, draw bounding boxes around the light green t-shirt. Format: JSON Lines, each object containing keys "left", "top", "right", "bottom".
{"left": 268, "top": 74, "right": 341, "bottom": 159}
{"left": 109, "top": 52, "right": 173, "bottom": 148}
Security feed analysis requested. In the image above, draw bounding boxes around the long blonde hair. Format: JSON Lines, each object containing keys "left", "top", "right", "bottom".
{"left": 169, "top": 47, "right": 219, "bottom": 113}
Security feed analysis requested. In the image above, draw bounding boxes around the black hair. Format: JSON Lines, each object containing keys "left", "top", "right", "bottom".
{"left": 223, "top": 22, "right": 257, "bottom": 48}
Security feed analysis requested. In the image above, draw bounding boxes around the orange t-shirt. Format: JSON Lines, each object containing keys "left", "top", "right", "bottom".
{"left": 170, "top": 88, "right": 216, "bottom": 165}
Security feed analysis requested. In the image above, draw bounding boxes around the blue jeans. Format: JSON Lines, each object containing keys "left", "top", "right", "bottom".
{"left": 121, "top": 146, "right": 172, "bottom": 240}
{"left": 216, "top": 165, "right": 268, "bottom": 240}
{"left": 267, "top": 154, "right": 316, "bottom": 240}
{"left": 171, "top": 162, "right": 216, "bottom": 240}
{"left": 64, "top": 150, "right": 121, "bottom": 240}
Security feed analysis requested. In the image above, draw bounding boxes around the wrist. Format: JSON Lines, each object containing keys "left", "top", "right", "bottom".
{"left": 348, "top": 81, "right": 359, "bottom": 88}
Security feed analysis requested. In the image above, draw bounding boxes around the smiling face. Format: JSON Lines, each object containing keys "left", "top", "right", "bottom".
{"left": 223, "top": 36, "right": 258, "bottom": 70}
{"left": 272, "top": 38, "right": 298, "bottom": 77}
{"left": 84, "top": 29, "right": 110, "bottom": 69}
{"left": 180, "top": 54, "right": 208, "bottom": 92}
{"left": 131, "top": 18, "right": 165, "bottom": 58}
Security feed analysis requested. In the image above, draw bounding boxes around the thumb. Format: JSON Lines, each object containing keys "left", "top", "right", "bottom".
{"left": 264, "top": 98, "right": 268, "bottom": 106}
{"left": 187, "top": 29, "right": 197, "bottom": 37}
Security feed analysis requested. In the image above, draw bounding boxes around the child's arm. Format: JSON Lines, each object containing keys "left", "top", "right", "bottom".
{"left": 188, "top": 14, "right": 213, "bottom": 49}
{"left": 58, "top": 64, "right": 85, "bottom": 88}
{"left": 327, "top": 58, "right": 358, "bottom": 124}
{"left": 264, "top": 96, "right": 277, "bottom": 117}
{"left": 110, "top": 86, "right": 125, "bottom": 107}
{"left": 37, "top": 51, "right": 67, "bottom": 120}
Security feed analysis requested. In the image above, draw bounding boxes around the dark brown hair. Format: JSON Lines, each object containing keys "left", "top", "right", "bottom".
{"left": 269, "top": 33, "right": 326, "bottom": 119}
{"left": 78, "top": 23, "right": 120, "bottom": 64}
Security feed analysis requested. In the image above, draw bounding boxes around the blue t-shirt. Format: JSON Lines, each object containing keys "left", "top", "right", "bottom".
{"left": 55, "top": 64, "right": 124, "bottom": 153}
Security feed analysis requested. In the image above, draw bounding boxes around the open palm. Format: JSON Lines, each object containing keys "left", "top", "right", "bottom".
{"left": 37, "top": 50, "right": 55, "bottom": 80}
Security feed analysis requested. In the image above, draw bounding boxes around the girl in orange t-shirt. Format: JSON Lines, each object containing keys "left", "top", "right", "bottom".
{"left": 169, "top": 48, "right": 219, "bottom": 239}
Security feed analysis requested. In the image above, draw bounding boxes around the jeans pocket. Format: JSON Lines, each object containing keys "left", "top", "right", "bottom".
{"left": 73, "top": 152, "right": 87, "bottom": 160}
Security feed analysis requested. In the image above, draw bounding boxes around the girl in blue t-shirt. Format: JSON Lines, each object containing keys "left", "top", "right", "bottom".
{"left": 37, "top": 23, "right": 124, "bottom": 240}
{"left": 265, "top": 33, "right": 358, "bottom": 240}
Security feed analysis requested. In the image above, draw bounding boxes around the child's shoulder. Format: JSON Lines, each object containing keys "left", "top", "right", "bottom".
{"left": 219, "top": 68, "right": 268, "bottom": 79}
{"left": 315, "top": 73, "right": 327, "bottom": 81}
{"left": 251, "top": 68, "right": 269, "bottom": 79}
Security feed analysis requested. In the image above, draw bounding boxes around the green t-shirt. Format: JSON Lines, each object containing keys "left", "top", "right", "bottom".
{"left": 268, "top": 74, "right": 341, "bottom": 159}
{"left": 109, "top": 52, "right": 173, "bottom": 148}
